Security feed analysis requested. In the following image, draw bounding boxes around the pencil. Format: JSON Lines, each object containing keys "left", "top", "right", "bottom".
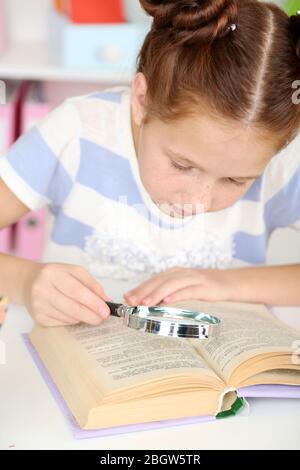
{"left": 0, "top": 296, "right": 9, "bottom": 327}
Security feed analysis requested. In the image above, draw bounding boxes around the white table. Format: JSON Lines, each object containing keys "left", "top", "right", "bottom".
{"left": 1, "top": 278, "right": 300, "bottom": 450}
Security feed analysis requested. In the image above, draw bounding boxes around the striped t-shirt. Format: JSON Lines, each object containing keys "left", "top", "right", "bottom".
{"left": 0, "top": 86, "right": 300, "bottom": 282}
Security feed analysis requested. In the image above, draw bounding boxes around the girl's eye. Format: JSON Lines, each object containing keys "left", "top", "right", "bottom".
{"left": 171, "top": 161, "right": 194, "bottom": 172}
{"left": 225, "top": 178, "right": 246, "bottom": 186}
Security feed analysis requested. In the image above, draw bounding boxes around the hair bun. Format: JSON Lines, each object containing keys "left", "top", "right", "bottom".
{"left": 139, "top": 0, "right": 238, "bottom": 44}
{"left": 289, "top": 13, "right": 300, "bottom": 60}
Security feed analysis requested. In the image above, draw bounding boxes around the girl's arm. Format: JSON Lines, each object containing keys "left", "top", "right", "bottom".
{"left": 226, "top": 264, "right": 300, "bottom": 306}
{"left": 0, "top": 252, "right": 41, "bottom": 305}
{"left": 0, "top": 178, "right": 35, "bottom": 304}
{"left": 124, "top": 264, "right": 300, "bottom": 307}
{"left": 0, "top": 178, "right": 30, "bottom": 228}
{"left": 0, "top": 179, "right": 111, "bottom": 326}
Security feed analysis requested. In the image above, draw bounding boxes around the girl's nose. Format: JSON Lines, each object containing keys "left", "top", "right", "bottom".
{"left": 198, "top": 194, "right": 212, "bottom": 212}
{"left": 197, "top": 181, "right": 214, "bottom": 212}
{"left": 182, "top": 184, "right": 213, "bottom": 214}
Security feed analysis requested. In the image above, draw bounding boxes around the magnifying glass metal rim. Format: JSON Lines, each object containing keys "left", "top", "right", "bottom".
{"left": 106, "top": 302, "right": 221, "bottom": 339}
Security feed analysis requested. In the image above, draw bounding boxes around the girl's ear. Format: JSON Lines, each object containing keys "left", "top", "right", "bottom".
{"left": 131, "top": 72, "right": 148, "bottom": 126}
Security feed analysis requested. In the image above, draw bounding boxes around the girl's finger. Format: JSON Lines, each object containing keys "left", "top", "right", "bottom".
{"left": 51, "top": 270, "right": 110, "bottom": 318}
{"left": 35, "top": 305, "right": 80, "bottom": 327}
{"left": 164, "top": 266, "right": 183, "bottom": 273}
{"left": 162, "top": 284, "right": 214, "bottom": 304}
{"left": 125, "top": 269, "right": 191, "bottom": 304}
{"left": 137, "top": 275, "right": 202, "bottom": 306}
{"left": 67, "top": 265, "right": 112, "bottom": 301}
{"left": 46, "top": 285, "right": 108, "bottom": 325}
{"left": 36, "top": 317, "right": 65, "bottom": 327}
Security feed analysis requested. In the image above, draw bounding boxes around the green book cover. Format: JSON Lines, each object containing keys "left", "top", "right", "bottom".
{"left": 216, "top": 397, "right": 246, "bottom": 419}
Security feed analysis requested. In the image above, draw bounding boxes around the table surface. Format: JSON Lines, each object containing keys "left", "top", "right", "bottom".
{"left": 1, "top": 279, "right": 300, "bottom": 450}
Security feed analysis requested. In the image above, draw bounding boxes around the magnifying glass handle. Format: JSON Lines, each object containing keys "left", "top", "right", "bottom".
{"left": 105, "top": 301, "right": 126, "bottom": 318}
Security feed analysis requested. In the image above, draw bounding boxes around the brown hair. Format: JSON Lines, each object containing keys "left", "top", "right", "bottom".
{"left": 136, "top": 0, "right": 300, "bottom": 152}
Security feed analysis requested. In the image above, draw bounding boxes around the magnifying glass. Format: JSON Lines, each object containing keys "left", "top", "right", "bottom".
{"left": 105, "top": 301, "right": 221, "bottom": 339}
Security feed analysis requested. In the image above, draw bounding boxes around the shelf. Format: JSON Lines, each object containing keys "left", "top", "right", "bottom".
{"left": 0, "top": 42, "right": 132, "bottom": 83}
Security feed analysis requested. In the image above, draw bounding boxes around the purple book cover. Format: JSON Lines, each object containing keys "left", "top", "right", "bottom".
{"left": 22, "top": 334, "right": 300, "bottom": 440}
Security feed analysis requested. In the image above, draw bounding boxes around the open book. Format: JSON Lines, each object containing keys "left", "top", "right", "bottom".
{"left": 28, "top": 300, "right": 300, "bottom": 431}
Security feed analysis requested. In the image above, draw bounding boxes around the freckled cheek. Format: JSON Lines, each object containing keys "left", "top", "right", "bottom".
{"left": 187, "top": 182, "right": 213, "bottom": 209}
{"left": 151, "top": 178, "right": 177, "bottom": 200}
{"left": 212, "top": 187, "right": 246, "bottom": 210}
{"left": 139, "top": 164, "right": 174, "bottom": 199}
{"left": 139, "top": 155, "right": 176, "bottom": 187}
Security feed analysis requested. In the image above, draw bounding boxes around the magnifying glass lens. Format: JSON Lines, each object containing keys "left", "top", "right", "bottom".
{"left": 105, "top": 302, "right": 220, "bottom": 339}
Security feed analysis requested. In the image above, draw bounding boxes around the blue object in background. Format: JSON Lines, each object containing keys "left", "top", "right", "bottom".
{"left": 49, "top": 10, "right": 150, "bottom": 74}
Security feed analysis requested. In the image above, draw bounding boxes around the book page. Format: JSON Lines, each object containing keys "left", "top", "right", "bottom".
{"left": 62, "top": 316, "right": 223, "bottom": 395}
{"left": 238, "top": 368, "right": 300, "bottom": 388}
{"left": 169, "top": 300, "right": 300, "bottom": 385}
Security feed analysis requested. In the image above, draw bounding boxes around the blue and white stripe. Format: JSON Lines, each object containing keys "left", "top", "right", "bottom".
{"left": 0, "top": 86, "right": 299, "bottom": 279}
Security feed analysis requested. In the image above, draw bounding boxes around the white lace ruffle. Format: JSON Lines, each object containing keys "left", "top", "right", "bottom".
{"left": 84, "top": 200, "right": 235, "bottom": 280}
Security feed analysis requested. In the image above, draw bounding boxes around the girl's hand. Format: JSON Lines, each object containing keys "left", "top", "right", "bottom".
{"left": 124, "top": 267, "right": 236, "bottom": 306}
{"left": 24, "top": 263, "right": 112, "bottom": 327}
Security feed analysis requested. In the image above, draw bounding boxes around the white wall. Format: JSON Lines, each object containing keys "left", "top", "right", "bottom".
{"left": 4, "top": 0, "right": 52, "bottom": 43}
{"left": 3, "top": 0, "right": 150, "bottom": 43}
{"left": 268, "top": 228, "right": 300, "bottom": 265}
{"left": 2, "top": 0, "right": 290, "bottom": 44}
{"left": 271, "top": 0, "right": 287, "bottom": 7}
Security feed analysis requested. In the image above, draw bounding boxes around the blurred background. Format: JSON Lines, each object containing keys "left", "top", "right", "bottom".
{"left": 0, "top": 0, "right": 299, "bottom": 272}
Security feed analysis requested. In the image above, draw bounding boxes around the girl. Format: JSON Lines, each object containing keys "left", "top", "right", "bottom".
{"left": 0, "top": 0, "right": 300, "bottom": 327}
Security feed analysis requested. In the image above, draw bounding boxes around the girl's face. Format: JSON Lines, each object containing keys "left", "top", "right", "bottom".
{"left": 131, "top": 74, "right": 276, "bottom": 218}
